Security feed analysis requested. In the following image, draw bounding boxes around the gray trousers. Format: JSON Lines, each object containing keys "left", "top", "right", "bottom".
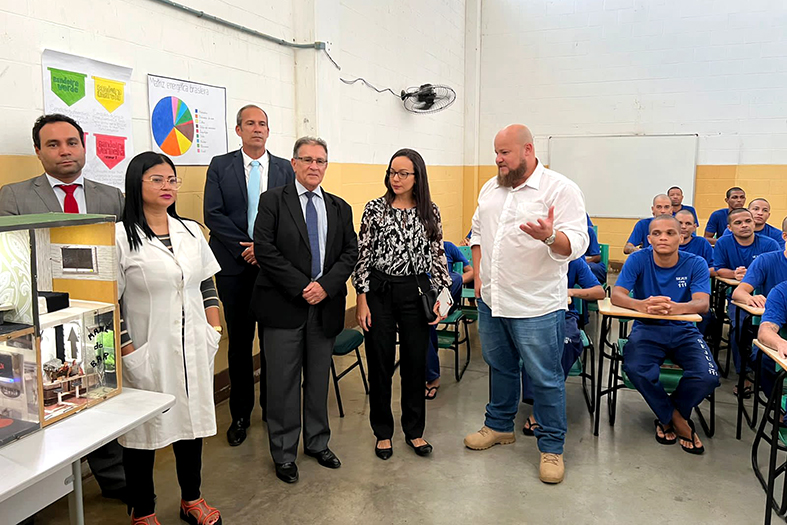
{"left": 264, "top": 306, "right": 336, "bottom": 464}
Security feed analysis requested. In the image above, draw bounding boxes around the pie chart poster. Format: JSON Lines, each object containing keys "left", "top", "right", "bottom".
{"left": 147, "top": 75, "right": 228, "bottom": 165}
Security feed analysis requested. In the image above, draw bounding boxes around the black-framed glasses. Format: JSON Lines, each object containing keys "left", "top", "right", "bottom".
{"left": 143, "top": 176, "right": 183, "bottom": 189}
{"left": 295, "top": 156, "right": 328, "bottom": 167}
{"left": 386, "top": 169, "right": 414, "bottom": 179}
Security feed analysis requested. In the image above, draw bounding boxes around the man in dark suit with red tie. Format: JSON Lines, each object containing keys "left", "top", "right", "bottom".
{"left": 204, "top": 105, "right": 295, "bottom": 446}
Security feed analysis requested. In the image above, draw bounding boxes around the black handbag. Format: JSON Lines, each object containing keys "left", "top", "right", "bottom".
{"left": 393, "top": 208, "right": 439, "bottom": 323}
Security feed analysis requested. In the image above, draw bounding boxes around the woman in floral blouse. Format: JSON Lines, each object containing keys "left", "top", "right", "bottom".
{"left": 352, "top": 148, "right": 451, "bottom": 460}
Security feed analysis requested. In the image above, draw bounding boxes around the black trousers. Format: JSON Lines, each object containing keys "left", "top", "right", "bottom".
{"left": 216, "top": 265, "right": 266, "bottom": 422}
{"left": 122, "top": 439, "right": 202, "bottom": 517}
{"left": 365, "top": 271, "right": 430, "bottom": 441}
{"left": 86, "top": 440, "right": 125, "bottom": 494}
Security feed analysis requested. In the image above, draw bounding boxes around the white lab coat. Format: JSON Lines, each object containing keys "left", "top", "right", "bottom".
{"left": 116, "top": 217, "right": 222, "bottom": 450}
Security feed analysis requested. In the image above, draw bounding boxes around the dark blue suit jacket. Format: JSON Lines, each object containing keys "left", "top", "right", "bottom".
{"left": 204, "top": 149, "right": 295, "bottom": 275}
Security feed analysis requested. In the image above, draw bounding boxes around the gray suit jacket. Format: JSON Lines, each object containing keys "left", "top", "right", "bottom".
{"left": 0, "top": 174, "right": 124, "bottom": 220}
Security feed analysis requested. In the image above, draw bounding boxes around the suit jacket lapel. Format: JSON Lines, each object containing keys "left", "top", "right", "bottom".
{"left": 324, "top": 191, "right": 339, "bottom": 260}
{"left": 232, "top": 149, "right": 247, "bottom": 209}
{"left": 266, "top": 152, "right": 277, "bottom": 191}
{"left": 84, "top": 179, "right": 101, "bottom": 214}
{"left": 283, "top": 184, "right": 310, "bottom": 247}
{"left": 33, "top": 175, "right": 63, "bottom": 213}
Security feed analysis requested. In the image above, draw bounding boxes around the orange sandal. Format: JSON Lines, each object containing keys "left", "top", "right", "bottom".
{"left": 132, "top": 514, "right": 161, "bottom": 525}
{"left": 180, "top": 498, "right": 222, "bottom": 525}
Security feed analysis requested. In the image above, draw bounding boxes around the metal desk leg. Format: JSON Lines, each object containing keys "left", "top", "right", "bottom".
{"left": 736, "top": 305, "right": 747, "bottom": 440}
{"left": 68, "top": 459, "right": 84, "bottom": 525}
{"left": 763, "top": 372, "right": 786, "bottom": 525}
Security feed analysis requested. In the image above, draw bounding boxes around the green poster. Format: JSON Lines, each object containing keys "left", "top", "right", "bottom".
{"left": 48, "top": 67, "right": 86, "bottom": 106}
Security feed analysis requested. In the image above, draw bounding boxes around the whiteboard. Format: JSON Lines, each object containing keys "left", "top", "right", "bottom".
{"left": 547, "top": 135, "right": 698, "bottom": 219}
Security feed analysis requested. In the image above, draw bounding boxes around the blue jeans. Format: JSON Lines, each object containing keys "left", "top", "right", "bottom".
{"left": 478, "top": 299, "right": 566, "bottom": 454}
{"left": 522, "top": 315, "right": 582, "bottom": 403}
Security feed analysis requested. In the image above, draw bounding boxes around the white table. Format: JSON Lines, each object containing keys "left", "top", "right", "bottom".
{"left": 0, "top": 388, "right": 175, "bottom": 525}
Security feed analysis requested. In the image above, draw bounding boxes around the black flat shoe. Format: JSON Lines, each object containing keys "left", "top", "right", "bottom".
{"left": 275, "top": 462, "right": 299, "bottom": 483}
{"left": 304, "top": 448, "right": 342, "bottom": 469}
{"left": 375, "top": 441, "right": 393, "bottom": 460}
{"left": 405, "top": 437, "right": 433, "bottom": 456}
{"left": 226, "top": 418, "right": 249, "bottom": 447}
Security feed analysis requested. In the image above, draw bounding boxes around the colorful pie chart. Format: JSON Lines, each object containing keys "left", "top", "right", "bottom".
{"left": 151, "top": 96, "right": 194, "bottom": 156}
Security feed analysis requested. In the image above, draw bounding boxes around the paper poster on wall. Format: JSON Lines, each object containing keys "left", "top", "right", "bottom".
{"left": 41, "top": 50, "right": 134, "bottom": 190}
{"left": 147, "top": 75, "right": 228, "bottom": 165}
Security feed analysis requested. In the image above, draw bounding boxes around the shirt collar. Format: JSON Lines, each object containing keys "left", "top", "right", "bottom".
{"left": 241, "top": 149, "right": 268, "bottom": 169}
{"left": 46, "top": 173, "right": 85, "bottom": 189}
{"left": 295, "top": 178, "right": 322, "bottom": 198}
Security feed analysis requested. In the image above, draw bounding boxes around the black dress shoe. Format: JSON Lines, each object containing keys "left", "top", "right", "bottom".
{"left": 226, "top": 418, "right": 249, "bottom": 447}
{"left": 405, "top": 437, "right": 433, "bottom": 457}
{"left": 304, "top": 448, "right": 342, "bottom": 469}
{"left": 375, "top": 441, "right": 393, "bottom": 461}
{"left": 275, "top": 462, "right": 299, "bottom": 483}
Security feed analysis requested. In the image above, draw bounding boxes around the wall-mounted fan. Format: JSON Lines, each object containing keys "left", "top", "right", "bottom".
{"left": 340, "top": 76, "right": 457, "bottom": 115}
{"left": 400, "top": 84, "right": 456, "bottom": 114}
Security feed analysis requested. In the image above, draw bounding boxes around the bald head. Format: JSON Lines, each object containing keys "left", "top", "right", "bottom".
{"left": 651, "top": 194, "right": 672, "bottom": 216}
{"left": 494, "top": 124, "right": 536, "bottom": 187}
{"left": 496, "top": 124, "right": 534, "bottom": 148}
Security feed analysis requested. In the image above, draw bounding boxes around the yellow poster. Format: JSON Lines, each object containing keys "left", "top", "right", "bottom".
{"left": 92, "top": 76, "right": 125, "bottom": 113}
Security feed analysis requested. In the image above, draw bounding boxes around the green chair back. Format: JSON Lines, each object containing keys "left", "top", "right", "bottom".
{"left": 458, "top": 245, "right": 472, "bottom": 265}
{"left": 618, "top": 338, "right": 683, "bottom": 392}
{"left": 593, "top": 225, "right": 598, "bottom": 235}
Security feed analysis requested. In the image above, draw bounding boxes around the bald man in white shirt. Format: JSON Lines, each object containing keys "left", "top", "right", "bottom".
{"left": 463, "top": 125, "right": 589, "bottom": 484}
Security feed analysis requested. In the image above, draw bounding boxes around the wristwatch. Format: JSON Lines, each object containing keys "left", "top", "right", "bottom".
{"left": 213, "top": 326, "right": 223, "bottom": 334}
{"left": 543, "top": 231, "right": 557, "bottom": 246}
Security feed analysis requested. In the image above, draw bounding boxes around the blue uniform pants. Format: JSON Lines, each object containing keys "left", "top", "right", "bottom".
{"left": 622, "top": 324, "right": 720, "bottom": 424}
{"left": 426, "top": 271, "right": 464, "bottom": 382}
{"left": 587, "top": 261, "right": 607, "bottom": 287}
{"left": 521, "top": 315, "right": 582, "bottom": 403}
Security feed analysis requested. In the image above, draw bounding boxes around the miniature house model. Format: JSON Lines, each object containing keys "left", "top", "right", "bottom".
{"left": 0, "top": 213, "right": 121, "bottom": 447}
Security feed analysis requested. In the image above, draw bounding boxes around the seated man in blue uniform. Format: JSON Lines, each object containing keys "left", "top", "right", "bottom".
{"left": 677, "top": 210, "right": 713, "bottom": 270}
{"left": 612, "top": 215, "right": 718, "bottom": 455}
{"left": 425, "top": 240, "right": 474, "bottom": 399}
{"left": 584, "top": 222, "right": 606, "bottom": 286}
{"left": 720, "top": 198, "right": 784, "bottom": 249}
{"left": 668, "top": 186, "right": 699, "bottom": 227}
{"left": 758, "top": 280, "right": 787, "bottom": 362}
{"left": 732, "top": 216, "right": 787, "bottom": 396}
{"left": 624, "top": 194, "right": 673, "bottom": 254}
{"left": 704, "top": 186, "right": 746, "bottom": 246}
{"left": 714, "top": 208, "right": 780, "bottom": 393}
{"left": 521, "top": 257, "right": 605, "bottom": 435}
{"left": 676, "top": 209, "right": 714, "bottom": 337}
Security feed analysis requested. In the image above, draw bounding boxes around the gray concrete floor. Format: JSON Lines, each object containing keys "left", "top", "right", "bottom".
{"left": 34, "top": 318, "right": 779, "bottom": 524}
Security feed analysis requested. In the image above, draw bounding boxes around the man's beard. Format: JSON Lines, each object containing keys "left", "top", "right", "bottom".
{"left": 497, "top": 159, "right": 527, "bottom": 187}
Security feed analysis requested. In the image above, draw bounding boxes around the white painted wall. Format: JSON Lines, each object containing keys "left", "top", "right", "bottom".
{"left": 479, "top": 0, "right": 787, "bottom": 166}
{"left": 332, "top": 0, "right": 466, "bottom": 166}
{"left": 0, "top": 0, "right": 298, "bottom": 158}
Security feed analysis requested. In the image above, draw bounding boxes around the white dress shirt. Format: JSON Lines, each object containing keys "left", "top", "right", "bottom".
{"left": 46, "top": 173, "right": 87, "bottom": 213}
{"left": 470, "top": 160, "right": 589, "bottom": 318}
{"left": 242, "top": 149, "right": 270, "bottom": 193}
{"left": 295, "top": 178, "right": 328, "bottom": 279}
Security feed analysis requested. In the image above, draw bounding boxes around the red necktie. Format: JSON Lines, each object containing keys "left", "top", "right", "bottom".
{"left": 58, "top": 184, "right": 80, "bottom": 214}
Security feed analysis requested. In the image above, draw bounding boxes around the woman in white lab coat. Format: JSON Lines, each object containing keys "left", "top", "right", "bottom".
{"left": 117, "top": 152, "right": 222, "bottom": 525}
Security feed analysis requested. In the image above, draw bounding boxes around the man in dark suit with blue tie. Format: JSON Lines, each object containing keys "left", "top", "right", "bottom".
{"left": 204, "top": 105, "right": 295, "bottom": 446}
{"left": 252, "top": 137, "right": 358, "bottom": 483}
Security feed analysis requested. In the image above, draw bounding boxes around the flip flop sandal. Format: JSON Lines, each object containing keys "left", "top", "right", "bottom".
{"left": 522, "top": 418, "right": 540, "bottom": 436}
{"left": 180, "top": 498, "right": 222, "bottom": 525}
{"left": 677, "top": 420, "right": 705, "bottom": 455}
{"left": 654, "top": 419, "right": 677, "bottom": 445}
{"left": 132, "top": 514, "right": 161, "bottom": 525}
{"left": 425, "top": 386, "right": 439, "bottom": 400}
{"left": 733, "top": 384, "right": 753, "bottom": 399}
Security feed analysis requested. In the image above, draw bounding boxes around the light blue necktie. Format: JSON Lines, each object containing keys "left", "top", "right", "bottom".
{"left": 247, "top": 160, "right": 261, "bottom": 238}
{"left": 305, "top": 191, "right": 321, "bottom": 278}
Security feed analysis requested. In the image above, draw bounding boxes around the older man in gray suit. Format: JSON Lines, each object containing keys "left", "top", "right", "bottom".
{"left": 0, "top": 114, "right": 123, "bottom": 217}
{"left": 0, "top": 114, "right": 126, "bottom": 503}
